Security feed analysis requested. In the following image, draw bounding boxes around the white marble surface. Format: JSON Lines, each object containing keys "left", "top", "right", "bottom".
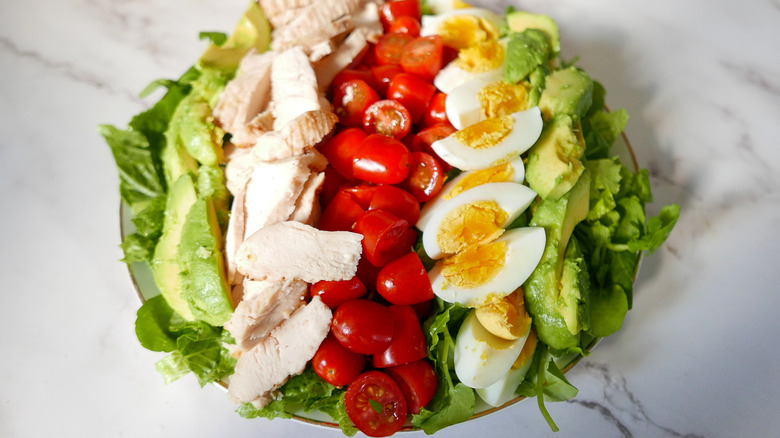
{"left": 2, "top": 0, "right": 779, "bottom": 437}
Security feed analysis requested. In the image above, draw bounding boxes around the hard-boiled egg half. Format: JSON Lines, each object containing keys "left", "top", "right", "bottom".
{"left": 428, "top": 226, "right": 546, "bottom": 307}
{"left": 431, "top": 106, "right": 544, "bottom": 171}
{"left": 446, "top": 78, "right": 532, "bottom": 130}
{"left": 421, "top": 8, "right": 503, "bottom": 50}
{"left": 417, "top": 157, "right": 525, "bottom": 231}
{"left": 421, "top": 182, "right": 537, "bottom": 259}
{"left": 476, "top": 329, "right": 538, "bottom": 406}
{"left": 433, "top": 38, "right": 506, "bottom": 93}
{"left": 454, "top": 307, "right": 532, "bottom": 389}
{"left": 427, "top": 0, "right": 476, "bottom": 14}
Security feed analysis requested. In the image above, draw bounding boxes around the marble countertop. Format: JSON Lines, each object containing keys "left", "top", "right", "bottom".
{"left": 2, "top": 0, "right": 779, "bottom": 437}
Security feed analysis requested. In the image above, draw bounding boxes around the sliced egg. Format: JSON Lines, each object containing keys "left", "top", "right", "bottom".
{"left": 421, "top": 182, "right": 537, "bottom": 259}
{"left": 420, "top": 8, "right": 503, "bottom": 50}
{"left": 433, "top": 39, "right": 506, "bottom": 93}
{"left": 476, "top": 329, "right": 538, "bottom": 407}
{"left": 417, "top": 157, "right": 525, "bottom": 231}
{"left": 431, "top": 107, "right": 543, "bottom": 171}
{"left": 428, "top": 0, "right": 476, "bottom": 14}
{"left": 428, "top": 226, "right": 546, "bottom": 307}
{"left": 446, "top": 78, "right": 532, "bottom": 130}
{"left": 454, "top": 311, "right": 531, "bottom": 389}
{"left": 475, "top": 289, "right": 531, "bottom": 340}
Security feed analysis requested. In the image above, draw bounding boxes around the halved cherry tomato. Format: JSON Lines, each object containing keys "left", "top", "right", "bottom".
{"left": 411, "top": 299, "right": 433, "bottom": 320}
{"left": 387, "top": 73, "right": 437, "bottom": 123}
{"left": 388, "top": 16, "right": 422, "bottom": 36}
{"left": 403, "top": 151, "right": 445, "bottom": 202}
{"left": 312, "top": 276, "right": 368, "bottom": 308}
{"left": 331, "top": 299, "right": 394, "bottom": 355}
{"left": 333, "top": 79, "right": 380, "bottom": 127}
{"left": 329, "top": 69, "right": 380, "bottom": 97}
{"left": 375, "top": 32, "right": 415, "bottom": 66}
{"left": 319, "top": 190, "right": 365, "bottom": 232}
{"left": 354, "top": 209, "right": 411, "bottom": 267}
{"left": 410, "top": 123, "right": 456, "bottom": 172}
{"left": 363, "top": 99, "right": 412, "bottom": 140}
{"left": 313, "top": 334, "right": 366, "bottom": 387}
{"left": 320, "top": 165, "right": 349, "bottom": 205}
{"left": 421, "top": 92, "right": 449, "bottom": 128}
{"left": 368, "top": 185, "right": 420, "bottom": 226}
{"left": 342, "top": 184, "right": 378, "bottom": 210}
{"left": 320, "top": 128, "right": 368, "bottom": 180}
{"left": 400, "top": 35, "right": 444, "bottom": 80}
{"left": 373, "top": 305, "right": 428, "bottom": 368}
{"left": 376, "top": 252, "right": 434, "bottom": 305}
{"left": 380, "top": 0, "right": 422, "bottom": 30}
{"left": 385, "top": 360, "right": 438, "bottom": 415}
{"left": 356, "top": 257, "right": 382, "bottom": 290}
{"left": 370, "top": 64, "right": 404, "bottom": 97}
{"left": 345, "top": 371, "right": 407, "bottom": 437}
{"left": 353, "top": 134, "right": 411, "bottom": 184}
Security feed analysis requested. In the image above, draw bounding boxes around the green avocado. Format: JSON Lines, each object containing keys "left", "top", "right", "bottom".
{"left": 196, "top": 165, "right": 231, "bottom": 228}
{"left": 151, "top": 174, "right": 198, "bottom": 321}
{"left": 161, "top": 127, "right": 198, "bottom": 188}
{"left": 506, "top": 10, "right": 561, "bottom": 54}
{"left": 525, "top": 115, "right": 586, "bottom": 200}
{"left": 524, "top": 169, "right": 591, "bottom": 352}
{"left": 539, "top": 66, "right": 594, "bottom": 121}
{"left": 505, "top": 29, "right": 552, "bottom": 84}
{"left": 199, "top": 1, "right": 272, "bottom": 71}
{"left": 168, "top": 94, "right": 225, "bottom": 167}
{"left": 177, "top": 198, "right": 233, "bottom": 326}
{"left": 559, "top": 236, "right": 590, "bottom": 334}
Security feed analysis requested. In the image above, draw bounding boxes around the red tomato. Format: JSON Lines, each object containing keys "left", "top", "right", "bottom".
{"left": 363, "top": 100, "right": 413, "bottom": 140}
{"left": 332, "top": 299, "right": 394, "bottom": 355}
{"left": 319, "top": 190, "right": 365, "bottom": 232}
{"left": 411, "top": 299, "right": 433, "bottom": 320}
{"left": 311, "top": 276, "right": 367, "bottom": 308}
{"left": 388, "top": 16, "right": 421, "bottom": 36}
{"left": 400, "top": 35, "right": 444, "bottom": 80}
{"left": 345, "top": 371, "right": 407, "bottom": 437}
{"left": 370, "top": 64, "right": 404, "bottom": 97}
{"left": 373, "top": 305, "right": 428, "bottom": 368}
{"left": 375, "top": 32, "right": 415, "bottom": 66}
{"left": 387, "top": 73, "right": 437, "bottom": 123}
{"left": 421, "top": 92, "right": 449, "bottom": 128}
{"left": 403, "top": 151, "right": 445, "bottom": 203}
{"left": 320, "top": 165, "right": 348, "bottom": 206}
{"left": 330, "top": 69, "right": 380, "bottom": 97}
{"left": 354, "top": 210, "right": 412, "bottom": 267}
{"left": 380, "top": 0, "right": 422, "bottom": 29}
{"left": 385, "top": 360, "right": 438, "bottom": 415}
{"left": 320, "top": 128, "right": 368, "bottom": 180}
{"left": 353, "top": 134, "right": 411, "bottom": 184}
{"left": 410, "top": 123, "right": 456, "bottom": 172}
{"left": 313, "top": 335, "right": 366, "bottom": 387}
{"left": 368, "top": 185, "right": 420, "bottom": 226}
{"left": 333, "top": 79, "right": 380, "bottom": 127}
{"left": 362, "top": 43, "right": 379, "bottom": 67}
{"left": 356, "top": 257, "right": 382, "bottom": 290}
{"left": 342, "top": 184, "right": 378, "bottom": 210}
{"left": 376, "top": 252, "right": 434, "bottom": 305}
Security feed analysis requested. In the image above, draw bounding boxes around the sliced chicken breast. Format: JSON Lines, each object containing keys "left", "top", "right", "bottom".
{"left": 313, "top": 29, "right": 368, "bottom": 92}
{"left": 224, "top": 188, "right": 246, "bottom": 285}
{"left": 271, "top": 46, "right": 322, "bottom": 131}
{"left": 288, "top": 171, "right": 325, "bottom": 225}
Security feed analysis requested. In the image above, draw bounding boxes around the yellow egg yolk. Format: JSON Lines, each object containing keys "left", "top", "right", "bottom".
{"left": 454, "top": 39, "right": 504, "bottom": 71}
{"left": 511, "top": 329, "right": 537, "bottom": 370}
{"left": 453, "top": 115, "right": 514, "bottom": 150}
{"left": 479, "top": 81, "right": 529, "bottom": 119}
{"left": 436, "top": 201, "right": 508, "bottom": 254}
{"left": 453, "top": 0, "right": 474, "bottom": 8}
{"left": 475, "top": 289, "right": 532, "bottom": 340}
{"left": 442, "top": 163, "right": 515, "bottom": 200}
{"left": 440, "top": 240, "right": 508, "bottom": 289}
{"left": 438, "top": 16, "right": 500, "bottom": 50}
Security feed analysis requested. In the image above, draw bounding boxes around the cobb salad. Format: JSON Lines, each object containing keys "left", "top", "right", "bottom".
{"left": 103, "top": 0, "right": 680, "bottom": 436}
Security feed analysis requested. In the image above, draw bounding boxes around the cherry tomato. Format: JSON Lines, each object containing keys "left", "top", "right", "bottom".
{"left": 319, "top": 190, "right": 365, "bottom": 232}
{"left": 400, "top": 35, "right": 444, "bottom": 80}
{"left": 373, "top": 305, "right": 428, "bottom": 368}
{"left": 332, "top": 299, "right": 394, "bottom": 355}
{"left": 375, "top": 32, "right": 415, "bottom": 66}
{"left": 345, "top": 370, "right": 407, "bottom": 437}
{"left": 320, "top": 128, "right": 368, "bottom": 180}
{"left": 410, "top": 123, "right": 456, "bottom": 172}
{"left": 330, "top": 69, "right": 380, "bottom": 97}
{"left": 356, "top": 256, "right": 382, "bottom": 290}
{"left": 411, "top": 299, "right": 433, "bottom": 320}
{"left": 385, "top": 360, "right": 438, "bottom": 415}
{"left": 368, "top": 185, "right": 420, "bottom": 226}
{"left": 380, "top": 0, "right": 422, "bottom": 30}
{"left": 387, "top": 73, "right": 437, "bottom": 123}
{"left": 421, "top": 92, "right": 449, "bottom": 128}
{"left": 320, "top": 165, "right": 349, "bottom": 205}
{"left": 403, "top": 151, "right": 445, "bottom": 203}
{"left": 313, "top": 334, "right": 366, "bottom": 387}
{"left": 376, "top": 252, "right": 434, "bottom": 305}
{"left": 363, "top": 100, "right": 413, "bottom": 140}
{"left": 370, "top": 64, "right": 405, "bottom": 97}
{"left": 333, "top": 79, "right": 380, "bottom": 127}
{"left": 312, "top": 276, "right": 368, "bottom": 308}
{"left": 353, "top": 134, "right": 411, "bottom": 185}
{"left": 341, "top": 184, "right": 377, "bottom": 209}
{"left": 362, "top": 43, "right": 379, "bottom": 67}
{"left": 388, "top": 16, "right": 422, "bottom": 36}
{"left": 354, "top": 210, "right": 412, "bottom": 267}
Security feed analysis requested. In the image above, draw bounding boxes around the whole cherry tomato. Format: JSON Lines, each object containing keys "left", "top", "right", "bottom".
{"left": 421, "top": 92, "right": 449, "bottom": 128}
{"left": 311, "top": 276, "right": 368, "bottom": 308}
{"left": 373, "top": 305, "right": 428, "bottom": 368}
{"left": 375, "top": 32, "right": 415, "bottom": 66}
{"left": 363, "top": 99, "right": 413, "bottom": 140}
{"left": 376, "top": 252, "right": 434, "bottom": 305}
{"left": 385, "top": 359, "right": 438, "bottom": 415}
{"left": 313, "top": 334, "right": 366, "bottom": 387}
{"left": 387, "top": 73, "right": 437, "bottom": 123}
{"left": 353, "top": 134, "right": 411, "bottom": 185}
{"left": 403, "top": 151, "right": 445, "bottom": 203}
{"left": 354, "top": 210, "right": 415, "bottom": 267}
{"left": 400, "top": 35, "right": 444, "bottom": 80}
{"left": 388, "top": 16, "right": 422, "bottom": 36}
{"left": 333, "top": 79, "right": 380, "bottom": 127}
{"left": 368, "top": 185, "right": 420, "bottom": 227}
{"left": 319, "top": 190, "right": 365, "bottom": 232}
{"left": 331, "top": 299, "right": 394, "bottom": 355}
{"left": 345, "top": 370, "right": 407, "bottom": 437}
{"left": 329, "top": 69, "right": 380, "bottom": 97}
{"left": 320, "top": 128, "right": 368, "bottom": 180}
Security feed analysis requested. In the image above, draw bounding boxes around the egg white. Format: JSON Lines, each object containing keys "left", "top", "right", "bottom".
{"left": 420, "top": 8, "right": 504, "bottom": 40}
{"left": 431, "top": 106, "right": 544, "bottom": 171}
{"left": 475, "top": 354, "right": 534, "bottom": 407}
{"left": 445, "top": 77, "right": 494, "bottom": 130}
{"left": 434, "top": 58, "right": 505, "bottom": 94}
{"left": 421, "top": 182, "right": 537, "bottom": 260}
{"left": 428, "top": 226, "right": 546, "bottom": 306}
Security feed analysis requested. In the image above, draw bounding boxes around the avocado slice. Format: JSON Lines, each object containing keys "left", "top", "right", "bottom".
{"left": 177, "top": 198, "right": 234, "bottom": 326}
{"left": 161, "top": 125, "right": 198, "bottom": 188}
{"left": 524, "top": 169, "right": 591, "bottom": 351}
{"left": 504, "top": 29, "right": 552, "bottom": 84}
{"left": 167, "top": 94, "right": 225, "bottom": 168}
{"left": 525, "top": 115, "right": 586, "bottom": 200}
{"left": 151, "top": 174, "right": 198, "bottom": 321}
{"left": 539, "top": 66, "right": 594, "bottom": 121}
{"left": 506, "top": 10, "right": 561, "bottom": 54}
{"left": 199, "top": 2, "right": 272, "bottom": 71}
